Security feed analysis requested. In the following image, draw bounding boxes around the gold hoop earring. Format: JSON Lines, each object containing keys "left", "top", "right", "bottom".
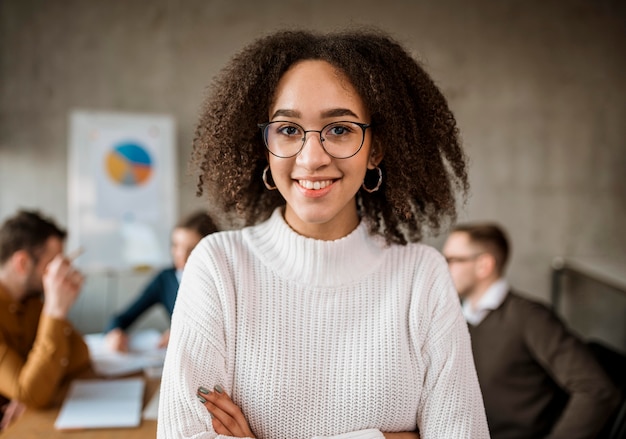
{"left": 362, "top": 166, "right": 382, "bottom": 193}
{"left": 262, "top": 165, "right": 277, "bottom": 190}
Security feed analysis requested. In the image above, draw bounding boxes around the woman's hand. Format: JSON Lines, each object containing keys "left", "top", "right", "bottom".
{"left": 194, "top": 385, "right": 417, "bottom": 439}
{"left": 197, "top": 385, "right": 255, "bottom": 438}
{"left": 384, "top": 432, "right": 420, "bottom": 439}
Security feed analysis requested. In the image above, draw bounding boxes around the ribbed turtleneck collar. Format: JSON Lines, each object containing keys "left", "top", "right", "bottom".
{"left": 243, "top": 208, "right": 386, "bottom": 287}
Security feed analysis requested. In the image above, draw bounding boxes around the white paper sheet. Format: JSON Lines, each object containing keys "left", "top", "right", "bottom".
{"left": 84, "top": 330, "right": 167, "bottom": 377}
{"left": 54, "top": 378, "right": 145, "bottom": 430}
{"left": 142, "top": 386, "right": 160, "bottom": 420}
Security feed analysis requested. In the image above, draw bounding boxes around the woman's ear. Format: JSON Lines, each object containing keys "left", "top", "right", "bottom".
{"left": 367, "top": 148, "right": 384, "bottom": 170}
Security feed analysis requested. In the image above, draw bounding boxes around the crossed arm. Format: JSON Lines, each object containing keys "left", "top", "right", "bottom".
{"left": 195, "top": 385, "right": 420, "bottom": 439}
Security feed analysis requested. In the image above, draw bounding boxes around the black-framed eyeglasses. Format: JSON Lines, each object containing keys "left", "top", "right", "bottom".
{"left": 258, "top": 120, "right": 371, "bottom": 159}
{"left": 445, "top": 253, "right": 485, "bottom": 265}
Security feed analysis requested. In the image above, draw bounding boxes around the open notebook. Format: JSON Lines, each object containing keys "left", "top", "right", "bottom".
{"left": 54, "top": 378, "right": 145, "bottom": 430}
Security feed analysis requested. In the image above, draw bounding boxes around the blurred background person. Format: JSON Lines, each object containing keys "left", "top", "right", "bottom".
{"left": 0, "top": 210, "right": 91, "bottom": 430}
{"left": 443, "top": 222, "right": 620, "bottom": 438}
{"left": 104, "top": 210, "right": 218, "bottom": 352}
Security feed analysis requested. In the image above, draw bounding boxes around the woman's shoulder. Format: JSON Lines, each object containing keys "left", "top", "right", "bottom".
{"left": 195, "top": 228, "right": 248, "bottom": 256}
{"left": 387, "top": 240, "right": 448, "bottom": 268}
{"left": 192, "top": 219, "right": 276, "bottom": 265}
{"left": 374, "top": 240, "right": 452, "bottom": 292}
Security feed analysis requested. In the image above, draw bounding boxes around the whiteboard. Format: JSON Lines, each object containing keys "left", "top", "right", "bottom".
{"left": 67, "top": 110, "right": 177, "bottom": 272}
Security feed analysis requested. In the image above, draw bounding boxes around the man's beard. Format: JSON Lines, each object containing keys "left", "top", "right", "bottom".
{"left": 23, "top": 270, "right": 44, "bottom": 300}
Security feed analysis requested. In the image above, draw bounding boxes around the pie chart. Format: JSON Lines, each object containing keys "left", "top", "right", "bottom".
{"left": 105, "top": 143, "right": 153, "bottom": 186}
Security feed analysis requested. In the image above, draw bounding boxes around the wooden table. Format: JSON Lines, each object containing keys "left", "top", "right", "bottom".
{"left": 2, "top": 375, "right": 159, "bottom": 438}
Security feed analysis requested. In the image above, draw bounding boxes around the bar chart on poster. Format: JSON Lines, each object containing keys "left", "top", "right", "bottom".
{"left": 67, "top": 110, "right": 177, "bottom": 272}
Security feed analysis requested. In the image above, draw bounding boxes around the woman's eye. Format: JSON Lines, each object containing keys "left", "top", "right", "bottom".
{"left": 278, "top": 125, "right": 300, "bottom": 136}
{"left": 327, "top": 125, "right": 351, "bottom": 136}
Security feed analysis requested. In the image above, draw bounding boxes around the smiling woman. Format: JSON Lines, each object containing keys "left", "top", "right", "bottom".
{"left": 263, "top": 59, "right": 378, "bottom": 240}
{"left": 158, "top": 29, "right": 489, "bottom": 439}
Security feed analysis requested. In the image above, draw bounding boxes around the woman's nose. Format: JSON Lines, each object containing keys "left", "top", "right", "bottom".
{"left": 296, "top": 132, "right": 331, "bottom": 169}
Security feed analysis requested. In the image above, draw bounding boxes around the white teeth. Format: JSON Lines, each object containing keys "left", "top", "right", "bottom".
{"left": 299, "top": 180, "right": 332, "bottom": 190}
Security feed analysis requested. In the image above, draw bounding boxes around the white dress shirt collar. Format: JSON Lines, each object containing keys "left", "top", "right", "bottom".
{"left": 462, "top": 278, "right": 510, "bottom": 326}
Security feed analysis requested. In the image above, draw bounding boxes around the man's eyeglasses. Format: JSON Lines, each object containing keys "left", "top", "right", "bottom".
{"left": 258, "top": 120, "right": 370, "bottom": 159}
{"left": 445, "top": 253, "right": 485, "bottom": 265}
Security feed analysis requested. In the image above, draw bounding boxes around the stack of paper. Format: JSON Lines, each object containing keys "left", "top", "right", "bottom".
{"left": 54, "top": 378, "right": 145, "bottom": 430}
{"left": 84, "top": 329, "right": 167, "bottom": 377}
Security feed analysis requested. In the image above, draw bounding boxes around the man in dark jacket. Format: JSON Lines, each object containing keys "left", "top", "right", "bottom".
{"left": 443, "top": 222, "right": 620, "bottom": 439}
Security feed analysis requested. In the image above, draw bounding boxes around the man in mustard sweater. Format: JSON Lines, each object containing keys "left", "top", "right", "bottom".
{"left": 0, "top": 210, "right": 91, "bottom": 431}
{"left": 443, "top": 222, "right": 620, "bottom": 439}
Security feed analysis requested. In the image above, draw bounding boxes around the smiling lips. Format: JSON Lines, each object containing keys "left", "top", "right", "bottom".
{"left": 298, "top": 179, "right": 334, "bottom": 190}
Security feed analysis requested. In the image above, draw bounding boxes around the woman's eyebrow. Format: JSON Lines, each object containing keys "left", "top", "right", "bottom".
{"left": 320, "top": 108, "right": 358, "bottom": 118}
{"left": 271, "top": 109, "right": 300, "bottom": 119}
{"left": 270, "top": 108, "right": 359, "bottom": 120}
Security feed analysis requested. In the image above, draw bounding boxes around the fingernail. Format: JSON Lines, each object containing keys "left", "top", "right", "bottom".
{"left": 198, "top": 386, "right": 210, "bottom": 395}
{"left": 197, "top": 395, "right": 207, "bottom": 403}
{"left": 214, "top": 384, "right": 224, "bottom": 394}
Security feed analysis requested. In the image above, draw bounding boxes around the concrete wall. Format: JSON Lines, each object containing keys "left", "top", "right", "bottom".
{"left": 1, "top": 0, "right": 624, "bottom": 340}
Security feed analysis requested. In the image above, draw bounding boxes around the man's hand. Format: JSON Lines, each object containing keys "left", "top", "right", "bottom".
{"left": 197, "top": 385, "right": 255, "bottom": 438}
{"left": 42, "top": 254, "right": 84, "bottom": 319}
{"left": 0, "top": 400, "right": 26, "bottom": 432}
{"left": 105, "top": 328, "right": 129, "bottom": 352}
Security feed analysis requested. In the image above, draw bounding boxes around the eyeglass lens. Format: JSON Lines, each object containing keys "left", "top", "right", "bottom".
{"left": 262, "top": 121, "right": 367, "bottom": 158}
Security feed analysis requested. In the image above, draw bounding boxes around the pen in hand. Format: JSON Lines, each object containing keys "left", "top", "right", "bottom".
{"left": 42, "top": 247, "right": 86, "bottom": 319}
{"left": 67, "top": 247, "right": 85, "bottom": 262}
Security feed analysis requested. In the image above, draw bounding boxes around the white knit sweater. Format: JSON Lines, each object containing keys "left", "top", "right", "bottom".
{"left": 157, "top": 208, "right": 489, "bottom": 439}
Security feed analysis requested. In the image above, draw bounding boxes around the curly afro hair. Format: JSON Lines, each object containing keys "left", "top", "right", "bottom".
{"left": 192, "top": 28, "right": 468, "bottom": 245}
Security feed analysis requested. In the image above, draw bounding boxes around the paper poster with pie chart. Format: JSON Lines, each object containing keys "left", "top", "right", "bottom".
{"left": 68, "top": 111, "right": 177, "bottom": 271}
{"left": 94, "top": 129, "right": 161, "bottom": 221}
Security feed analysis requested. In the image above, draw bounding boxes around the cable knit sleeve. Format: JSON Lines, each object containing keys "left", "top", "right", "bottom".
{"left": 157, "top": 239, "right": 232, "bottom": 439}
{"left": 412, "top": 250, "right": 490, "bottom": 438}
